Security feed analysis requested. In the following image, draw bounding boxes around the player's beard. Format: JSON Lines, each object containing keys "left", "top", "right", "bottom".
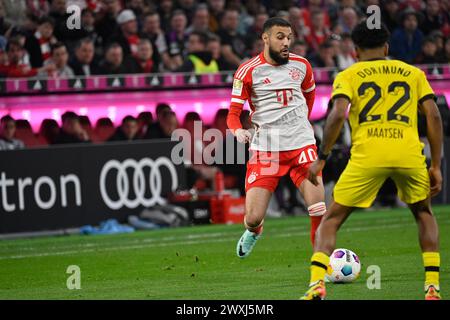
{"left": 268, "top": 46, "right": 289, "bottom": 65}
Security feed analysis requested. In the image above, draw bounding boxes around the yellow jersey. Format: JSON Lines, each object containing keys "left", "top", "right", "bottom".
{"left": 331, "top": 59, "right": 435, "bottom": 168}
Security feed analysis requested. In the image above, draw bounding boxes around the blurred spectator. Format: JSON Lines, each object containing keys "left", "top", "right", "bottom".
{"left": 207, "top": 0, "right": 225, "bottom": 33}
{"left": 389, "top": 8, "right": 424, "bottom": 63}
{"left": 95, "top": 0, "right": 121, "bottom": 46}
{"left": 178, "top": 0, "right": 197, "bottom": 24}
{"left": 136, "top": 111, "right": 153, "bottom": 137}
{"left": 63, "top": 8, "right": 99, "bottom": 53}
{"left": 305, "top": 10, "right": 331, "bottom": 53}
{"left": 430, "top": 30, "right": 446, "bottom": 57}
{"left": 2, "top": 0, "right": 27, "bottom": 28}
{"left": 129, "top": 38, "right": 158, "bottom": 73}
{"left": 156, "top": 110, "right": 178, "bottom": 139}
{"left": 0, "top": 115, "right": 25, "bottom": 151}
{"left": 157, "top": 0, "right": 175, "bottom": 33}
{"left": 0, "top": 37, "right": 55, "bottom": 77}
{"left": 207, "top": 34, "right": 233, "bottom": 71}
{"left": 309, "top": 40, "right": 338, "bottom": 68}
{"left": 382, "top": 0, "right": 400, "bottom": 33}
{"left": 94, "top": 116, "right": 114, "bottom": 140}
{"left": 98, "top": 42, "right": 131, "bottom": 74}
{"left": 108, "top": 115, "right": 139, "bottom": 141}
{"left": 38, "top": 118, "right": 60, "bottom": 144}
{"left": 217, "top": 8, "right": 248, "bottom": 69}
{"left": 420, "top": 0, "right": 447, "bottom": 35}
{"left": 53, "top": 111, "right": 91, "bottom": 144}
{"left": 27, "top": 0, "right": 50, "bottom": 20}
{"left": 109, "top": 9, "right": 139, "bottom": 56}
{"left": 125, "top": 0, "right": 151, "bottom": 25}
{"left": 143, "top": 103, "right": 172, "bottom": 139}
{"left": 0, "top": 2, "right": 9, "bottom": 36}
{"left": 249, "top": 37, "right": 264, "bottom": 57}
{"left": 24, "top": 16, "right": 57, "bottom": 68}
{"left": 39, "top": 42, "right": 74, "bottom": 77}
{"left": 165, "top": 9, "right": 187, "bottom": 68}
{"left": 336, "top": 33, "right": 356, "bottom": 70}
{"left": 69, "top": 37, "right": 101, "bottom": 76}
{"left": 290, "top": 39, "right": 308, "bottom": 57}
{"left": 445, "top": 36, "right": 450, "bottom": 62}
{"left": 288, "top": 7, "right": 304, "bottom": 41}
{"left": 141, "top": 12, "right": 174, "bottom": 70}
{"left": 49, "top": 0, "right": 71, "bottom": 42}
{"left": 78, "top": 115, "right": 97, "bottom": 140}
{"left": 186, "top": 3, "right": 211, "bottom": 35}
{"left": 337, "top": 6, "right": 360, "bottom": 34}
{"left": 416, "top": 36, "right": 442, "bottom": 63}
{"left": 177, "top": 31, "right": 219, "bottom": 73}
{"left": 246, "top": 11, "right": 269, "bottom": 48}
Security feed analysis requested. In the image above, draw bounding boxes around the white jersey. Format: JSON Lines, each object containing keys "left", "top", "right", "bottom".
{"left": 230, "top": 52, "right": 316, "bottom": 151}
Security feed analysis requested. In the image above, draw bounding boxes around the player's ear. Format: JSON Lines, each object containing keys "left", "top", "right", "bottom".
{"left": 262, "top": 32, "right": 269, "bottom": 45}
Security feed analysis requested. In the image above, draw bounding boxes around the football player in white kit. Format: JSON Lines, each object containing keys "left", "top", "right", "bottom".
{"left": 227, "top": 17, "right": 327, "bottom": 258}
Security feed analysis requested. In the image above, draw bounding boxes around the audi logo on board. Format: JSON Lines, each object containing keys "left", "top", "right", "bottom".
{"left": 99, "top": 157, "right": 178, "bottom": 210}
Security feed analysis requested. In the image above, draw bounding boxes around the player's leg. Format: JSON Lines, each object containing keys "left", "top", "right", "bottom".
{"left": 409, "top": 198, "right": 441, "bottom": 300}
{"left": 236, "top": 187, "right": 273, "bottom": 258}
{"left": 290, "top": 145, "right": 326, "bottom": 246}
{"left": 301, "top": 201, "right": 354, "bottom": 300}
{"left": 237, "top": 151, "right": 285, "bottom": 258}
{"left": 298, "top": 176, "right": 326, "bottom": 246}
{"left": 393, "top": 167, "right": 441, "bottom": 299}
{"left": 301, "top": 164, "right": 387, "bottom": 300}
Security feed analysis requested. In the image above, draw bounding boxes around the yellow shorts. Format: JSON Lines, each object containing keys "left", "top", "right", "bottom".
{"left": 334, "top": 162, "right": 430, "bottom": 208}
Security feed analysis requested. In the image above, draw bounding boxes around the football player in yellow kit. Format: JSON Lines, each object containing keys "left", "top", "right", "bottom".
{"left": 301, "top": 21, "right": 443, "bottom": 300}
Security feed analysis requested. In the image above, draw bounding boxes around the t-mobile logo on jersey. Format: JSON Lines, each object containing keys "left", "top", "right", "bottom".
{"left": 275, "top": 89, "right": 293, "bottom": 107}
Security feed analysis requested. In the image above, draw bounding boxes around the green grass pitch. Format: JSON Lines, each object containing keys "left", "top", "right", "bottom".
{"left": 0, "top": 205, "right": 448, "bottom": 300}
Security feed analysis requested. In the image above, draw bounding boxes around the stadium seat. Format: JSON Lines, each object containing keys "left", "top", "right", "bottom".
{"left": 14, "top": 119, "right": 44, "bottom": 147}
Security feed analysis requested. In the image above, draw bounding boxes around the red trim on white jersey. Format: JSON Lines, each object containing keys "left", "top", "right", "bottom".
{"left": 235, "top": 56, "right": 262, "bottom": 80}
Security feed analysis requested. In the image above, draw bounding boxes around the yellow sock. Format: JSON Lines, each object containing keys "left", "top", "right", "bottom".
{"left": 309, "top": 252, "right": 330, "bottom": 286}
{"left": 423, "top": 252, "right": 440, "bottom": 288}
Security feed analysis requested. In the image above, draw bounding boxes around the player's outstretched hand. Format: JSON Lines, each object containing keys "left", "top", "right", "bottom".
{"left": 234, "top": 128, "right": 252, "bottom": 144}
{"left": 307, "top": 159, "right": 326, "bottom": 186}
{"left": 429, "top": 166, "right": 442, "bottom": 197}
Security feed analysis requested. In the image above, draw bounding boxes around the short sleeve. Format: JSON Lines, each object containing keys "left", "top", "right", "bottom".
{"left": 417, "top": 71, "right": 436, "bottom": 105}
{"left": 331, "top": 71, "right": 353, "bottom": 101}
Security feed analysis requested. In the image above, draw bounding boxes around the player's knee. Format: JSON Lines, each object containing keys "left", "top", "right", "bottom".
{"left": 308, "top": 202, "right": 326, "bottom": 217}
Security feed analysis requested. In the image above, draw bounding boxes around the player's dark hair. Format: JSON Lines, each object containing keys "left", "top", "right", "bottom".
{"left": 351, "top": 20, "right": 390, "bottom": 49}
{"left": 263, "top": 17, "right": 292, "bottom": 33}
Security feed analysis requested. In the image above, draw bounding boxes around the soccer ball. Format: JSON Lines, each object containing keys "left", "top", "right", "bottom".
{"left": 326, "top": 248, "right": 361, "bottom": 283}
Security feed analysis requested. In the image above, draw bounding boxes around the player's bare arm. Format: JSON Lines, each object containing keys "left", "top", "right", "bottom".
{"left": 419, "top": 98, "right": 443, "bottom": 197}
{"left": 308, "top": 97, "right": 349, "bottom": 185}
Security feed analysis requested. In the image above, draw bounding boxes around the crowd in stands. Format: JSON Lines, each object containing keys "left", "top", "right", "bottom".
{"left": 1, "top": 0, "right": 450, "bottom": 78}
